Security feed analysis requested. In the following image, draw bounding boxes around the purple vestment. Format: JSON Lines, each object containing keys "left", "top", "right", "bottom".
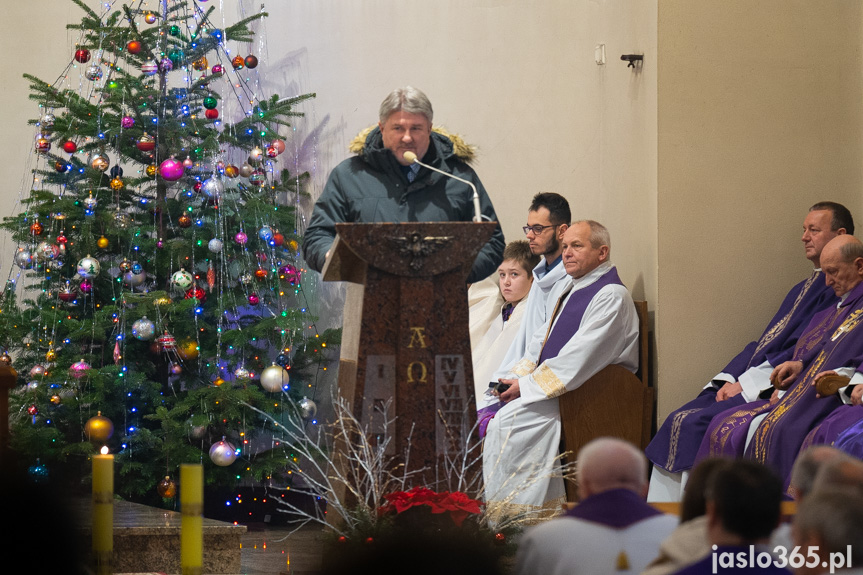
{"left": 564, "top": 488, "right": 662, "bottom": 529}
{"left": 537, "top": 266, "right": 624, "bottom": 364}
{"left": 799, "top": 404, "right": 863, "bottom": 455}
{"left": 645, "top": 270, "right": 837, "bottom": 473}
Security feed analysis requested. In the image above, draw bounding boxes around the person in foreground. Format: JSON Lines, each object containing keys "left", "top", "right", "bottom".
{"left": 672, "top": 460, "right": 789, "bottom": 574}
{"left": 514, "top": 437, "right": 677, "bottom": 575}
{"left": 482, "top": 220, "right": 639, "bottom": 519}
{"left": 302, "top": 86, "right": 505, "bottom": 283}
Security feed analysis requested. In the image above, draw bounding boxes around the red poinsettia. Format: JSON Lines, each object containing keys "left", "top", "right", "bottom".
{"left": 379, "top": 486, "right": 483, "bottom": 527}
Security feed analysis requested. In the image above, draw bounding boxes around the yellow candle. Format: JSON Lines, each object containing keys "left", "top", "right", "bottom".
{"left": 181, "top": 463, "right": 204, "bottom": 575}
{"left": 92, "top": 447, "right": 113, "bottom": 575}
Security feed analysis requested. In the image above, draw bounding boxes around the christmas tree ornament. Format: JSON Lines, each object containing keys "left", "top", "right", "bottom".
{"left": 157, "top": 476, "right": 177, "bottom": 498}
{"left": 141, "top": 61, "right": 158, "bottom": 75}
{"left": 85, "top": 411, "right": 114, "bottom": 443}
{"left": 109, "top": 177, "right": 124, "bottom": 191}
{"left": 258, "top": 225, "right": 274, "bottom": 242}
{"left": 83, "top": 193, "right": 98, "bottom": 211}
{"left": 201, "top": 176, "right": 224, "bottom": 197}
{"left": 159, "top": 157, "right": 184, "bottom": 181}
{"left": 259, "top": 364, "right": 288, "bottom": 392}
{"left": 77, "top": 255, "right": 101, "bottom": 278}
{"left": 249, "top": 146, "right": 264, "bottom": 160}
{"left": 206, "top": 263, "right": 216, "bottom": 291}
{"left": 123, "top": 270, "right": 146, "bottom": 287}
{"left": 79, "top": 278, "right": 93, "bottom": 293}
{"left": 185, "top": 286, "right": 206, "bottom": 302}
{"left": 118, "top": 259, "right": 132, "bottom": 273}
{"left": 96, "top": 235, "right": 109, "bottom": 249}
{"left": 137, "top": 133, "right": 156, "bottom": 152}
{"left": 120, "top": 115, "right": 135, "bottom": 128}
{"left": 207, "top": 238, "right": 223, "bottom": 253}
{"left": 89, "top": 153, "right": 110, "bottom": 172}
{"left": 13, "top": 247, "right": 33, "bottom": 269}
{"left": 239, "top": 272, "right": 254, "bottom": 285}
{"left": 28, "top": 404, "right": 39, "bottom": 420}
{"left": 144, "top": 12, "right": 158, "bottom": 24}
{"left": 234, "top": 366, "right": 250, "bottom": 381}
{"left": 288, "top": 239, "right": 299, "bottom": 252}
{"left": 50, "top": 394, "right": 61, "bottom": 405}
{"left": 126, "top": 40, "right": 142, "bottom": 54}
{"left": 279, "top": 264, "right": 300, "bottom": 285}
{"left": 85, "top": 65, "right": 103, "bottom": 81}
{"left": 29, "top": 364, "right": 46, "bottom": 377}
{"left": 239, "top": 163, "right": 254, "bottom": 177}
{"left": 298, "top": 397, "right": 317, "bottom": 419}
{"left": 155, "top": 331, "right": 176, "bottom": 351}
{"left": 234, "top": 231, "right": 248, "bottom": 245}
{"left": 249, "top": 169, "right": 266, "bottom": 186}
{"left": 209, "top": 438, "right": 238, "bottom": 466}
{"left": 171, "top": 269, "right": 194, "bottom": 290}
{"left": 45, "top": 348, "right": 57, "bottom": 362}
{"left": 132, "top": 317, "right": 156, "bottom": 340}
{"left": 266, "top": 145, "right": 279, "bottom": 158}
{"left": 114, "top": 211, "right": 130, "bottom": 229}
{"left": 271, "top": 139, "right": 286, "bottom": 154}
{"left": 224, "top": 164, "right": 239, "bottom": 178}
{"left": 54, "top": 161, "right": 68, "bottom": 173}
{"left": 212, "top": 376, "right": 225, "bottom": 387}
{"left": 169, "top": 362, "right": 183, "bottom": 375}
{"left": 28, "top": 460, "right": 49, "bottom": 484}
{"left": 211, "top": 64, "right": 224, "bottom": 74}
{"left": 275, "top": 352, "right": 289, "bottom": 367}
{"left": 178, "top": 339, "right": 199, "bottom": 360}
{"left": 272, "top": 232, "right": 285, "bottom": 246}
{"left": 110, "top": 165, "right": 124, "bottom": 178}
{"left": 70, "top": 359, "right": 91, "bottom": 379}
{"left": 192, "top": 56, "right": 208, "bottom": 71}
{"left": 158, "top": 57, "right": 174, "bottom": 73}
{"left": 35, "top": 137, "right": 51, "bottom": 153}
{"left": 244, "top": 55, "right": 259, "bottom": 68}
{"left": 167, "top": 49, "right": 184, "bottom": 67}
{"left": 204, "top": 108, "right": 218, "bottom": 120}
{"left": 37, "top": 241, "right": 59, "bottom": 261}
{"left": 63, "top": 140, "right": 77, "bottom": 153}
{"left": 0, "top": 352, "right": 10, "bottom": 366}
{"left": 183, "top": 157, "right": 194, "bottom": 168}
{"left": 169, "top": 24, "right": 181, "bottom": 36}
{"left": 58, "top": 284, "right": 76, "bottom": 302}
{"left": 248, "top": 293, "right": 260, "bottom": 305}
{"left": 40, "top": 113, "right": 55, "bottom": 131}
{"left": 113, "top": 340, "right": 122, "bottom": 364}
{"left": 231, "top": 55, "right": 244, "bottom": 69}
{"left": 178, "top": 214, "right": 193, "bottom": 228}
{"left": 30, "top": 220, "right": 43, "bottom": 235}
{"left": 202, "top": 96, "right": 218, "bottom": 109}
{"left": 254, "top": 268, "right": 268, "bottom": 281}
{"left": 74, "top": 48, "right": 91, "bottom": 63}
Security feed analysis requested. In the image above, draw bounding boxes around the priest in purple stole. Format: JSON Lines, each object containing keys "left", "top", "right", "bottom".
{"left": 645, "top": 203, "right": 852, "bottom": 501}
{"left": 797, "top": 367, "right": 863, "bottom": 456}
{"left": 696, "top": 235, "right": 863, "bottom": 492}
{"left": 482, "top": 221, "right": 639, "bottom": 522}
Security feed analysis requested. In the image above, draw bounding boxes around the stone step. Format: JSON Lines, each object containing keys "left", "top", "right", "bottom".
{"left": 73, "top": 497, "right": 247, "bottom": 574}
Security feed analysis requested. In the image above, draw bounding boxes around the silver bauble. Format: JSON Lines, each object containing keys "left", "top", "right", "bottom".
{"left": 14, "top": 247, "right": 34, "bottom": 269}
{"left": 233, "top": 366, "right": 250, "bottom": 381}
{"left": 123, "top": 270, "right": 147, "bottom": 287}
{"left": 201, "top": 176, "right": 224, "bottom": 198}
{"left": 76, "top": 255, "right": 101, "bottom": 278}
{"left": 132, "top": 316, "right": 156, "bottom": 341}
{"left": 259, "top": 364, "right": 288, "bottom": 392}
{"left": 209, "top": 438, "right": 238, "bottom": 466}
{"left": 298, "top": 397, "right": 317, "bottom": 419}
{"left": 208, "top": 238, "right": 223, "bottom": 253}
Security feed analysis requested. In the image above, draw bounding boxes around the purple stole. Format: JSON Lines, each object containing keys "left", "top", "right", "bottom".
{"left": 538, "top": 266, "right": 624, "bottom": 364}
{"left": 645, "top": 270, "right": 837, "bottom": 473}
{"left": 799, "top": 405, "right": 863, "bottom": 454}
{"left": 565, "top": 488, "right": 662, "bottom": 529}
{"left": 718, "top": 281, "right": 863, "bottom": 492}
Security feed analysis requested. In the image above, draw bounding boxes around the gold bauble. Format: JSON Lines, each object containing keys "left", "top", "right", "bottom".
{"left": 110, "top": 177, "right": 124, "bottom": 191}
{"left": 157, "top": 476, "right": 177, "bottom": 498}
{"left": 177, "top": 340, "right": 199, "bottom": 360}
{"left": 97, "top": 236, "right": 109, "bottom": 249}
{"left": 146, "top": 164, "right": 158, "bottom": 177}
{"left": 84, "top": 411, "right": 114, "bottom": 443}
{"left": 45, "top": 349, "right": 56, "bottom": 362}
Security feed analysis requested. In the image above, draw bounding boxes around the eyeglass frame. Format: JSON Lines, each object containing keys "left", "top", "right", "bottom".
{"left": 522, "top": 223, "right": 560, "bottom": 236}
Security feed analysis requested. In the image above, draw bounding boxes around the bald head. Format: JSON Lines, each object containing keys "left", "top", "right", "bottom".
{"left": 576, "top": 437, "right": 648, "bottom": 499}
{"left": 820, "top": 235, "right": 863, "bottom": 297}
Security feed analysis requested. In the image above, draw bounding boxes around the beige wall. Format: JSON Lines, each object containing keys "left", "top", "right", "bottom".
{"left": 3, "top": 1, "right": 862, "bottom": 425}
{"left": 656, "top": 0, "right": 863, "bottom": 420}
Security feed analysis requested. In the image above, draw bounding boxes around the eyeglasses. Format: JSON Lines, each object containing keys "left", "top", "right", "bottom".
{"left": 523, "top": 224, "right": 558, "bottom": 236}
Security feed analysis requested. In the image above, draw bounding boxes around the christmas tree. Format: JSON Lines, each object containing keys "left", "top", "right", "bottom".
{"left": 0, "top": 0, "right": 339, "bottom": 505}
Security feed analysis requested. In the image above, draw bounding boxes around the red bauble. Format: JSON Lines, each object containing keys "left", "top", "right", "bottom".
{"left": 254, "top": 269, "right": 268, "bottom": 280}
{"left": 28, "top": 404, "right": 39, "bottom": 416}
{"left": 74, "top": 48, "right": 90, "bottom": 63}
{"left": 30, "top": 221, "right": 43, "bottom": 235}
{"left": 185, "top": 286, "right": 206, "bottom": 302}
{"left": 63, "top": 141, "right": 77, "bottom": 153}
{"left": 204, "top": 108, "right": 219, "bottom": 120}
{"left": 126, "top": 40, "right": 142, "bottom": 54}
{"left": 272, "top": 233, "right": 285, "bottom": 246}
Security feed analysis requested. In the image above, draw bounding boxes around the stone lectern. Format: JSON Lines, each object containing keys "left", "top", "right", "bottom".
{"left": 323, "top": 221, "right": 497, "bottom": 485}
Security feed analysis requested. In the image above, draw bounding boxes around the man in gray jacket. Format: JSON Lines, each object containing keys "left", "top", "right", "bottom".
{"left": 302, "top": 86, "right": 505, "bottom": 283}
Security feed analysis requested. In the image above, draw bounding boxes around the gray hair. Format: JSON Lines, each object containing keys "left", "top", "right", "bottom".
{"left": 795, "top": 488, "right": 863, "bottom": 565}
{"left": 573, "top": 219, "right": 611, "bottom": 252}
{"left": 789, "top": 445, "right": 848, "bottom": 500}
{"left": 839, "top": 237, "right": 863, "bottom": 263}
{"left": 379, "top": 87, "right": 434, "bottom": 124}
{"left": 576, "top": 437, "right": 647, "bottom": 495}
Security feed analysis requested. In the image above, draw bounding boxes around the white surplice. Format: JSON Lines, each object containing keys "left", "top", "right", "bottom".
{"left": 483, "top": 262, "right": 640, "bottom": 519}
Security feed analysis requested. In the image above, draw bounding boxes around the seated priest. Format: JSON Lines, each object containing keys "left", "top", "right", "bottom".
{"left": 482, "top": 220, "right": 639, "bottom": 520}
{"left": 694, "top": 235, "right": 863, "bottom": 492}
{"left": 645, "top": 202, "right": 852, "bottom": 501}
{"left": 468, "top": 240, "right": 540, "bottom": 436}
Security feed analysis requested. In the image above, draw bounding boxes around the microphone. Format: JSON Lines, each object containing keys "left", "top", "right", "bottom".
{"left": 403, "top": 151, "right": 483, "bottom": 223}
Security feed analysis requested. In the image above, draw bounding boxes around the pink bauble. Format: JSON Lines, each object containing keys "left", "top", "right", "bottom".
{"left": 70, "top": 359, "right": 91, "bottom": 378}
{"left": 234, "top": 231, "right": 248, "bottom": 245}
{"left": 271, "top": 139, "right": 286, "bottom": 154}
{"left": 79, "top": 279, "right": 93, "bottom": 293}
{"left": 248, "top": 293, "right": 260, "bottom": 305}
{"left": 211, "top": 64, "right": 223, "bottom": 74}
{"left": 159, "top": 158, "right": 185, "bottom": 181}
{"left": 121, "top": 116, "right": 135, "bottom": 128}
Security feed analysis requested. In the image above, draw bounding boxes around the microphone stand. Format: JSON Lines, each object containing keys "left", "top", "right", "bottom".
{"left": 403, "top": 152, "right": 483, "bottom": 222}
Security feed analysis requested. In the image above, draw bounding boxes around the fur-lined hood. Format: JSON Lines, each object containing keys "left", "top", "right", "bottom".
{"left": 348, "top": 125, "right": 477, "bottom": 165}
